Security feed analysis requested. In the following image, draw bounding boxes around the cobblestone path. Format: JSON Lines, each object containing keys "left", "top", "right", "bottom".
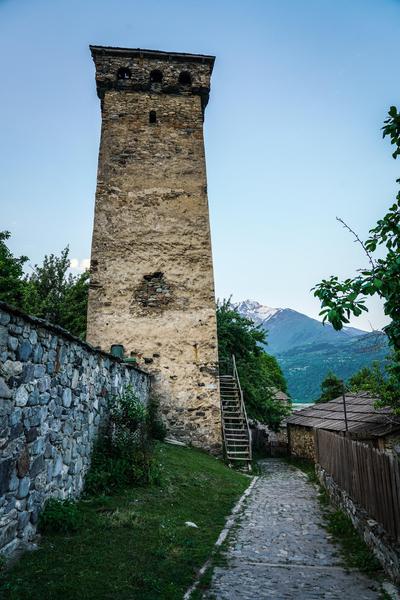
{"left": 206, "top": 459, "right": 380, "bottom": 599}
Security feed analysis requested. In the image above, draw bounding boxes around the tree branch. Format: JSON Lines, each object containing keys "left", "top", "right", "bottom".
{"left": 336, "top": 217, "right": 376, "bottom": 269}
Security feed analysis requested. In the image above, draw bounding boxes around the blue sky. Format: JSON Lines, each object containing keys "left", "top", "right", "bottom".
{"left": 1, "top": 0, "right": 399, "bottom": 331}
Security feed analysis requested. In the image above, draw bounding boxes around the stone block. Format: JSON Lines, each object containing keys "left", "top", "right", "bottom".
{"left": 30, "top": 455, "right": 45, "bottom": 478}
{"left": 0, "top": 458, "right": 14, "bottom": 495}
{"left": 8, "top": 470, "right": 18, "bottom": 492}
{"left": 0, "top": 521, "right": 17, "bottom": 550}
{"left": 17, "top": 477, "right": 30, "bottom": 499}
{"left": 62, "top": 388, "right": 72, "bottom": 408}
{"left": 7, "top": 336, "right": 18, "bottom": 352}
{"left": 22, "top": 364, "right": 35, "bottom": 383}
{"left": 33, "top": 365, "right": 45, "bottom": 379}
{"left": 33, "top": 344, "right": 43, "bottom": 363}
{"left": 9, "top": 422, "right": 23, "bottom": 440}
{"left": 71, "top": 369, "right": 79, "bottom": 389}
{"left": 0, "top": 378, "right": 12, "bottom": 399}
{"left": 27, "top": 390, "right": 39, "bottom": 406}
{"left": 15, "top": 386, "right": 28, "bottom": 407}
{"left": 17, "top": 340, "right": 32, "bottom": 362}
{"left": 31, "top": 437, "right": 45, "bottom": 455}
{"left": 0, "top": 537, "right": 20, "bottom": 557}
{"left": 2, "top": 359, "right": 23, "bottom": 378}
{"left": 29, "top": 331, "right": 37, "bottom": 346}
{"left": 0, "top": 325, "right": 8, "bottom": 349}
{"left": 17, "top": 511, "right": 30, "bottom": 531}
{"left": 0, "top": 312, "right": 11, "bottom": 326}
{"left": 53, "top": 454, "right": 63, "bottom": 477}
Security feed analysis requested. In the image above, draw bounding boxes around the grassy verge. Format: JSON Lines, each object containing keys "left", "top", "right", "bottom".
{"left": 285, "top": 456, "right": 382, "bottom": 579}
{"left": 0, "top": 443, "right": 249, "bottom": 600}
{"left": 284, "top": 455, "right": 319, "bottom": 483}
{"left": 324, "top": 509, "right": 382, "bottom": 575}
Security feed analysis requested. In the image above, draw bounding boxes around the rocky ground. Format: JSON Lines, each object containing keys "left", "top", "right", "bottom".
{"left": 206, "top": 460, "right": 381, "bottom": 599}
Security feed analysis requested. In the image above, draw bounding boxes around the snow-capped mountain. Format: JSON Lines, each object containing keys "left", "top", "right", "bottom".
{"left": 234, "top": 300, "right": 388, "bottom": 402}
{"left": 235, "top": 299, "right": 365, "bottom": 354}
{"left": 234, "top": 300, "right": 280, "bottom": 326}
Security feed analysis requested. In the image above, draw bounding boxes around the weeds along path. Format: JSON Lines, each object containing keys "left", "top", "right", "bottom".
{"left": 206, "top": 459, "right": 381, "bottom": 599}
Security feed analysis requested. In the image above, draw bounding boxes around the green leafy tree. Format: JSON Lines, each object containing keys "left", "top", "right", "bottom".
{"left": 0, "top": 231, "right": 28, "bottom": 306}
{"left": 217, "top": 299, "right": 290, "bottom": 430}
{"left": 0, "top": 232, "right": 89, "bottom": 339}
{"left": 347, "top": 363, "right": 385, "bottom": 393}
{"left": 58, "top": 271, "right": 89, "bottom": 339}
{"left": 313, "top": 107, "right": 400, "bottom": 412}
{"left": 22, "top": 247, "right": 89, "bottom": 338}
{"left": 316, "top": 371, "right": 343, "bottom": 404}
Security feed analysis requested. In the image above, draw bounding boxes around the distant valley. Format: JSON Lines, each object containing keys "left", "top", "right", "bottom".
{"left": 235, "top": 300, "right": 389, "bottom": 403}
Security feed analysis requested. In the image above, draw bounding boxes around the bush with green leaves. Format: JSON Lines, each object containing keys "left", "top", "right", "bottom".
{"left": 109, "top": 385, "right": 148, "bottom": 448}
{"left": 85, "top": 387, "right": 162, "bottom": 496}
{"left": 38, "top": 498, "right": 82, "bottom": 534}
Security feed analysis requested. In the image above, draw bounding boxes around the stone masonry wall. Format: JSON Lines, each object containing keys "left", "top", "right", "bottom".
{"left": 0, "top": 302, "right": 150, "bottom": 557}
{"left": 87, "top": 47, "right": 222, "bottom": 454}
{"left": 316, "top": 464, "right": 400, "bottom": 584}
{"left": 287, "top": 424, "right": 316, "bottom": 461}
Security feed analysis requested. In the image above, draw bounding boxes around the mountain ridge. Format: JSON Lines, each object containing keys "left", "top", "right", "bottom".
{"left": 234, "top": 299, "right": 388, "bottom": 402}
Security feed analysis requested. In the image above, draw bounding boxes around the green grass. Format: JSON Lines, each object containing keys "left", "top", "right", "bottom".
{"left": 325, "top": 510, "right": 382, "bottom": 576}
{"left": 283, "top": 455, "right": 318, "bottom": 483}
{"left": 0, "top": 443, "right": 249, "bottom": 600}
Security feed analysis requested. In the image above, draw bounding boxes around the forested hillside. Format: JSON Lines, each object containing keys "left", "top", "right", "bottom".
{"left": 235, "top": 300, "right": 388, "bottom": 402}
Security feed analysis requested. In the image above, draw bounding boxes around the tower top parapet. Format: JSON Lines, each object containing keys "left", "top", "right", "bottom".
{"left": 90, "top": 45, "right": 215, "bottom": 110}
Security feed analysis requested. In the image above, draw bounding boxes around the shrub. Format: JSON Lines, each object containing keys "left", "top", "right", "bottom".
{"left": 85, "top": 387, "right": 162, "bottom": 496}
{"left": 38, "top": 499, "right": 82, "bottom": 534}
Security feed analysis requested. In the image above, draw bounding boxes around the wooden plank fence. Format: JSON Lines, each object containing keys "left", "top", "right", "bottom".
{"left": 315, "top": 429, "right": 400, "bottom": 541}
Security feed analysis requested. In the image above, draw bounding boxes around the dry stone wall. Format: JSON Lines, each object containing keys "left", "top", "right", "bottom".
{"left": 316, "top": 464, "right": 400, "bottom": 584}
{"left": 0, "top": 302, "right": 150, "bottom": 557}
{"left": 287, "top": 424, "right": 316, "bottom": 461}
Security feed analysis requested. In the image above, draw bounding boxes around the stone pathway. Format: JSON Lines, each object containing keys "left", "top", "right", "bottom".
{"left": 206, "top": 459, "right": 380, "bottom": 599}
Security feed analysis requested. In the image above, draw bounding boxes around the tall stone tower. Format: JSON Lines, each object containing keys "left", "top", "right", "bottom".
{"left": 87, "top": 46, "right": 221, "bottom": 453}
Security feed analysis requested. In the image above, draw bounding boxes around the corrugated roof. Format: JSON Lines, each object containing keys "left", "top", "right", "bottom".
{"left": 286, "top": 392, "right": 400, "bottom": 437}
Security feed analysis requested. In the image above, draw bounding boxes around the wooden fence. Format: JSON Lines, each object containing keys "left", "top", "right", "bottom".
{"left": 315, "top": 429, "right": 400, "bottom": 541}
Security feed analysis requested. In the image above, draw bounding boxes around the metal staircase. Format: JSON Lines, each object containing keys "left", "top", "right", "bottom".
{"left": 219, "top": 355, "right": 252, "bottom": 470}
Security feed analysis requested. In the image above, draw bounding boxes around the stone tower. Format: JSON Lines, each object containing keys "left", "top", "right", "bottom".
{"left": 87, "top": 46, "right": 221, "bottom": 453}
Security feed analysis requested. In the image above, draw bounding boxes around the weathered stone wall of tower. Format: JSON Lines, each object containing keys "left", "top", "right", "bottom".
{"left": 87, "top": 47, "right": 221, "bottom": 453}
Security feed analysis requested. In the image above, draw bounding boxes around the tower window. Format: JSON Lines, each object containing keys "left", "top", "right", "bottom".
{"left": 117, "top": 67, "right": 131, "bottom": 80}
{"left": 178, "top": 71, "right": 192, "bottom": 86}
{"left": 149, "top": 110, "right": 157, "bottom": 124}
{"left": 150, "top": 69, "right": 163, "bottom": 83}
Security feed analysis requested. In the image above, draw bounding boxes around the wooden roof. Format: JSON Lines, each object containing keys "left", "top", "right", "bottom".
{"left": 273, "top": 389, "right": 289, "bottom": 402}
{"left": 286, "top": 392, "right": 400, "bottom": 437}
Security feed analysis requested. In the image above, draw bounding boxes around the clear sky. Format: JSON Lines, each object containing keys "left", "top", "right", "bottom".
{"left": 1, "top": 0, "right": 399, "bottom": 331}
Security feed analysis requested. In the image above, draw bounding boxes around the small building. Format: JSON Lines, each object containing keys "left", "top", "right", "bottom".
{"left": 286, "top": 392, "right": 400, "bottom": 461}
{"left": 273, "top": 389, "right": 290, "bottom": 405}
